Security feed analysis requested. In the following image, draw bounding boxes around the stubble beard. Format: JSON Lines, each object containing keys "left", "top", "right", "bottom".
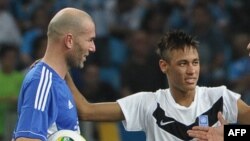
{"left": 66, "top": 53, "right": 83, "bottom": 69}
{"left": 67, "top": 40, "right": 87, "bottom": 69}
{"left": 79, "top": 61, "right": 84, "bottom": 69}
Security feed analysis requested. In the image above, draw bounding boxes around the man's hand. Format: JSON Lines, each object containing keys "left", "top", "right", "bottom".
{"left": 187, "top": 112, "right": 226, "bottom": 141}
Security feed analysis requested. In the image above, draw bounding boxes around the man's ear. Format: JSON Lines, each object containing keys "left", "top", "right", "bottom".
{"left": 64, "top": 33, "right": 73, "bottom": 49}
{"left": 159, "top": 59, "right": 168, "bottom": 73}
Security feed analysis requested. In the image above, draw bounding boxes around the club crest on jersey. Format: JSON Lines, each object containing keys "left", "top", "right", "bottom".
{"left": 199, "top": 115, "right": 208, "bottom": 126}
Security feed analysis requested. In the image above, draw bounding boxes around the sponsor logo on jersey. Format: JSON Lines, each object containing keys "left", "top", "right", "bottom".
{"left": 160, "top": 120, "right": 175, "bottom": 126}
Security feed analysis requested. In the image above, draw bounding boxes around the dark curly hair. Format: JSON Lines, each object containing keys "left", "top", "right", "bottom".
{"left": 156, "top": 30, "right": 199, "bottom": 62}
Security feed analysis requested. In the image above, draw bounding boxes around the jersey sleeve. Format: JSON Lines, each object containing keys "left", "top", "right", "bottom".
{"left": 14, "top": 78, "right": 56, "bottom": 141}
{"left": 222, "top": 86, "right": 241, "bottom": 123}
{"left": 117, "top": 92, "right": 155, "bottom": 131}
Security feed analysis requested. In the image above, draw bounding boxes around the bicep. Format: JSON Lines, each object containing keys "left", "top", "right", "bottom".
{"left": 15, "top": 79, "right": 51, "bottom": 138}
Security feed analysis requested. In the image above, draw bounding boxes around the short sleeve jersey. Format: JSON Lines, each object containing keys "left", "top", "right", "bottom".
{"left": 117, "top": 86, "right": 240, "bottom": 141}
{"left": 13, "top": 62, "right": 80, "bottom": 141}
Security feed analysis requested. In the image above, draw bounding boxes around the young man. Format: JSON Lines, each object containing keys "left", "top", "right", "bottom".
{"left": 13, "top": 8, "right": 96, "bottom": 141}
{"left": 187, "top": 42, "right": 250, "bottom": 141}
{"left": 66, "top": 31, "right": 250, "bottom": 141}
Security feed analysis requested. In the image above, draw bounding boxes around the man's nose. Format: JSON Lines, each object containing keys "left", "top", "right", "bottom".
{"left": 89, "top": 43, "right": 96, "bottom": 52}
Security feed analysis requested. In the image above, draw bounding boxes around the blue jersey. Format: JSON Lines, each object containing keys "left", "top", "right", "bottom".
{"left": 13, "top": 62, "right": 80, "bottom": 141}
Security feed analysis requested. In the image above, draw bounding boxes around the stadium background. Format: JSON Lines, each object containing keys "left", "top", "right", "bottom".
{"left": 0, "top": 0, "right": 249, "bottom": 141}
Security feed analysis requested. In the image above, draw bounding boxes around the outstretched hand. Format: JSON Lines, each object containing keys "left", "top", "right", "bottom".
{"left": 187, "top": 112, "right": 226, "bottom": 141}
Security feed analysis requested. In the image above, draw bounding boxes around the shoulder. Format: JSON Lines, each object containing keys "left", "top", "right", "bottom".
{"left": 119, "top": 89, "right": 169, "bottom": 106}
{"left": 195, "top": 85, "right": 230, "bottom": 101}
{"left": 125, "top": 91, "right": 156, "bottom": 99}
{"left": 117, "top": 90, "right": 159, "bottom": 104}
{"left": 197, "top": 85, "right": 228, "bottom": 93}
{"left": 22, "top": 65, "right": 43, "bottom": 86}
{"left": 23, "top": 62, "right": 59, "bottom": 88}
{"left": 197, "top": 85, "right": 240, "bottom": 100}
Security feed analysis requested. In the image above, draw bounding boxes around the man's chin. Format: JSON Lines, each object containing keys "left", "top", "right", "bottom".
{"left": 79, "top": 63, "right": 84, "bottom": 69}
{"left": 68, "top": 63, "right": 84, "bottom": 69}
{"left": 185, "top": 84, "right": 196, "bottom": 90}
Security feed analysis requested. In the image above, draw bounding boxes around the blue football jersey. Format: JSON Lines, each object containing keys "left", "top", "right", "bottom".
{"left": 13, "top": 62, "right": 80, "bottom": 141}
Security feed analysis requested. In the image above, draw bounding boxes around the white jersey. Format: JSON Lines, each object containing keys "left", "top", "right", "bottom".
{"left": 117, "top": 85, "right": 240, "bottom": 141}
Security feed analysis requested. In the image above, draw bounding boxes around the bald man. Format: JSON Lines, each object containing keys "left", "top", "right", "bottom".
{"left": 12, "top": 8, "right": 96, "bottom": 141}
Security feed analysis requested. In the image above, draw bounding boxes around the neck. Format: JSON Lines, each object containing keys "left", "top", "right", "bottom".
{"left": 170, "top": 87, "right": 195, "bottom": 107}
{"left": 42, "top": 45, "right": 68, "bottom": 79}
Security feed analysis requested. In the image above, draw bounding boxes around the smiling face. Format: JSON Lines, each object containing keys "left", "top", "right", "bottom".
{"left": 47, "top": 8, "right": 96, "bottom": 69}
{"left": 66, "top": 19, "right": 96, "bottom": 69}
{"left": 160, "top": 46, "right": 200, "bottom": 93}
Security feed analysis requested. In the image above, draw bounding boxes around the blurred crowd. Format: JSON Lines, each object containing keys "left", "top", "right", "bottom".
{"left": 0, "top": 0, "right": 250, "bottom": 141}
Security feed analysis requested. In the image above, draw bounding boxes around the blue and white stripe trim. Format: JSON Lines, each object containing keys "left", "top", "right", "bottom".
{"left": 34, "top": 66, "right": 53, "bottom": 111}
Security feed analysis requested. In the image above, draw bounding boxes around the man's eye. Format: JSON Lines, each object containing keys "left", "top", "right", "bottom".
{"left": 193, "top": 61, "right": 199, "bottom": 65}
{"left": 179, "top": 63, "right": 186, "bottom": 66}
